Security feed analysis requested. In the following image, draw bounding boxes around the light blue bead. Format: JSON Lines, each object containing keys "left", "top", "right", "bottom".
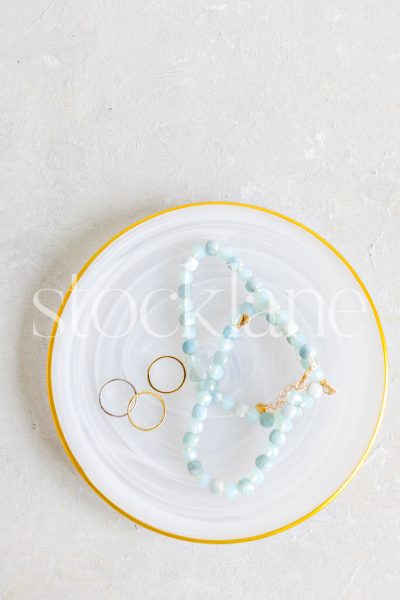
{"left": 224, "top": 482, "right": 239, "bottom": 498}
{"left": 188, "top": 419, "right": 204, "bottom": 433}
{"left": 238, "top": 266, "right": 252, "bottom": 281}
{"left": 227, "top": 256, "right": 243, "bottom": 272}
{"left": 187, "top": 460, "right": 203, "bottom": 476}
{"left": 269, "top": 429, "right": 286, "bottom": 446}
{"left": 187, "top": 354, "right": 199, "bottom": 368}
{"left": 208, "top": 364, "right": 224, "bottom": 380}
{"left": 266, "top": 312, "right": 278, "bottom": 325}
{"left": 260, "top": 412, "right": 275, "bottom": 428}
{"left": 183, "top": 326, "right": 196, "bottom": 339}
{"left": 178, "top": 284, "right": 191, "bottom": 299}
{"left": 218, "top": 338, "right": 233, "bottom": 352}
{"left": 205, "top": 240, "right": 220, "bottom": 256}
{"left": 197, "top": 378, "right": 219, "bottom": 393}
{"left": 286, "top": 390, "right": 302, "bottom": 406}
{"left": 281, "top": 404, "right": 297, "bottom": 419}
{"left": 255, "top": 454, "right": 272, "bottom": 471}
{"left": 182, "top": 339, "right": 198, "bottom": 355}
{"left": 246, "top": 407, "right": 259, "bottom": 424}
{"left": 310, "top": 367, "right": 324, "bottom": 382}
{"left": 189, "top": 368, "right": 204, "bottom": 382}
{"left": 197, "top": 472, "right": 211, "bottom": 488}
{"left": 249, "top": 467, "right": 264, "bottom": 485}
{"left": 183, "top": 432, "right": 199, "bottom": 447}
{"left": 222, "top": 394, "right": 235, "bottom": 411}
{"left": 238, "top": 478, "right": 255, "bottom": 495}
{"left": 223, "top": 325, "right": 239, "bottom": 339}
{"left": 287, "top": 332, "right": 306, "bottom": 348}
{"left": 265, "top": 442, "right": 280, "bottom": 459}
{"left": 191, "top": 244, "right": 205, "bottom": 260}
{"left": 301, "top": 357, "right": 312, "bottom": 369}
{"left": 209, "top": 478, "right": 224, "bottom": 495}
{"left": 179, "top": 269, "right": 193, "bottom": 285}
{"left": 179, "top": 298, "right": 193, "bottom": 311}
{"left": 300, "top": 394, "right": 315, "bottom": 411}
{"left": 179, "top": 312, "right": 196, "bottom": 327}
{"left": 218, "top": 246, "right": 235, "bottom": 261}
{"left": 192, "top": 404, "right": 208, "bottom": 421}
{"left": 275, "top": 310, "right": 289, "bottom": 325}
{"left": 276, "top": 417, "right": 293, "bottom": 433}
{"left": 299, "top": 344, "right": 316, "bottom": 360}
{"left": 213, "top": 350, "right": 228, "bottom": 365}
{"left": 183, "top": 447, "right": 197, "bottom": 461}
{"left": 212, "top": 391, "right": 223, "bottom": 405}
{"left": 239, "top": 301, "right": 255, "bottom": 316}
{"left": 253, "top": 289, "right": 272, "bottom": 310}
{"left": 245, "top": 277, "right": 259, "bottom": 292}
{"left": 196, "top": 391, "right": 213, "bottom": 406}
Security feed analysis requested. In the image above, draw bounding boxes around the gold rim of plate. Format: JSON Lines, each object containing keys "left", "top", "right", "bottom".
{"left": 46, "top": 202, "right": 388, "bottom": 544}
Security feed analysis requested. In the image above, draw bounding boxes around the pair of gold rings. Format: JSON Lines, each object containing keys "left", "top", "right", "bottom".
{"left": 98, "top": 355, "right": 186, "bottom": 432}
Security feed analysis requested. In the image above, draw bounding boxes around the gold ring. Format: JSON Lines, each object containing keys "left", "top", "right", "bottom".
{"left": 127, "top": 390, "right": 166, "bottom": 431}
{"left": 98, "top": 378, "right": 137, "bottom": 418}
{"left": 147, "top": 355, "right": 186, "bottom": 394}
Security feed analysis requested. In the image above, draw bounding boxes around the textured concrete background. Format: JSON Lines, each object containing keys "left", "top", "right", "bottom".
{"left": 1, "top": 1, "right": 399, "bottom": 598}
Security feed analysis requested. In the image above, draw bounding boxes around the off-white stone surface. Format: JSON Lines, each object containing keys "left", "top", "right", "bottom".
{"left": 0, "top": 1, "right": 399, "bottom": 598}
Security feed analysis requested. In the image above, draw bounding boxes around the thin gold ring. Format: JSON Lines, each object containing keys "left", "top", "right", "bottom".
{"left": 98, "top": 378, "right": 137, "bottom": 418}
{"left": 127, "top": 390, "right": 166, "bottom": 432}
{"left": 147, "top": 355, "right": 186, "bottom": 394}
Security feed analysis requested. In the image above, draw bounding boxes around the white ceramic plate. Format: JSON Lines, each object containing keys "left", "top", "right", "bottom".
{"left": 48, "top": 203, "right": 387, "bottom": 543}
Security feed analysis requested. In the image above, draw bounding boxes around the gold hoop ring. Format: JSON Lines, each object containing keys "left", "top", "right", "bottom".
{"left": 147, "top": 355, "right": 186, "bottom": 394}
{"left": 127, "top": 390, "right": 166, "bottom": 432}
{"left": 98, "top": 378, "right": 137, "bottom": 418}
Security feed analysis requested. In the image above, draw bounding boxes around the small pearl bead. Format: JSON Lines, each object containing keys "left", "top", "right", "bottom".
{"left": 197, "top": 472, "right": 211, "bottom": 488}
{"left": 218, "top": 246, "right": 235, "bottom": 261}
{"left": 308, "top": 382, "right": 323, "bottom": 399}
{"left": 189, "top": 368, "right": 204, "bottom": 382}
{"left": 222, "top": 394, "right": 235, "bottom": 411}
{"left": 224, "top": 482, "right": 239, "bottom": 498}
{"left": 281, "top": 404, "right": 297, "bottom": 419}
{"left": 191, "top": 244, "right": 205, "bottom": 260}
{"left": 246, "top": 407, "right": 259, "bottom": 424}
{"left": 249, "top": 467, "right": 264, "bottom": 485}
{"left": 196, "top": 391, "right": 213, "bottom": 406}
{"left": 179, "top": 312, "right": 196, "bottom": 327}
{"left": 184, "top": 256, "right": 199, "bottom": 272}
{"left": 282, "top": 320, "right": 299, "bottom": 337}
{"left": 235, "top": 402, "right": 248, "bottom": 418}
{"left": 238, "top": 267, "right": 252, "bottom": 281}
{"left": 179, "top": 269, "right": 193, "bottom": 284}
{"left": 183, "top": 447, "right": 197, "bottom": 461}
{"left": 238, "top": 478, "right": 255, "bottom": 495}
{"left": 183, "top": 326, "right": 196, "bottom": 339}
{"left": 310, "top": 367, "right": 324, "bottom": 382}
{"left": 218, "top": 338, "right": 233, "bottom": 352}
{"left": 227, "top": 256, "right": 243, "bottom": 272}
{"left": 209, "top": 478, "right": 225, "bottom": 495}
{"left": 208, "top": 364, "right": 224, "bottom": 380}
{"left": 213, "top": 350, "right": 228, "bottom": 365}
{"left": 189, "top": 419, "right": 204, "bottom": 433}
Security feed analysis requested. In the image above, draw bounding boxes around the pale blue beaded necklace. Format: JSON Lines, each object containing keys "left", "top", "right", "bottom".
{"left": 180, "top": 240, "right": 335, "bottom": 498}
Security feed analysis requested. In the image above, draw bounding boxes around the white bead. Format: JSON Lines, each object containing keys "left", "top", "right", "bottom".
{"left": 282, "top": 320, "right": 299, "bottom": 337}
{"left": 184, "top": 257, "right": 199, "bottom": 272}
{"left": 235, "top": 402, "right": 248, "bottom": 418}
{"left": 308, "top": 382, "right": 323, "bottom": 399}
